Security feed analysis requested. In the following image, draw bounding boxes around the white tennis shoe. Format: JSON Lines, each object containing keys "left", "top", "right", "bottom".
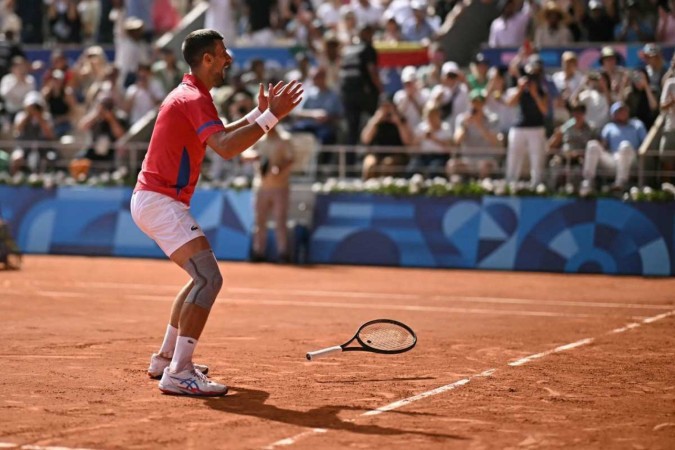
{"left": 147, "top": 353, "right": 209, "bottom": 379}
{"left": 158, "top": 364, "right": 228, "bottom": 397}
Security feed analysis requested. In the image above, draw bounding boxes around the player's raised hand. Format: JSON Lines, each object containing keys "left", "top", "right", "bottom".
{"left": 257, "top": 81, "right": 285, "bottom": 112}
{"left": 269, "top": 80, "right": 304, "bottom": 119}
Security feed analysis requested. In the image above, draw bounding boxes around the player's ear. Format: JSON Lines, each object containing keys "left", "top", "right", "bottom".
{"left": 203, "top": 52, "right": 213, "bottom": 66}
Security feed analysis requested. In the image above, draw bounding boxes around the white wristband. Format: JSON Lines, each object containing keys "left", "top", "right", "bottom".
{"left": 255, "top": 109, "right": 279, "bottom": 133}
{"left": 245, "top": 108, "right": 262, "bottom": 124}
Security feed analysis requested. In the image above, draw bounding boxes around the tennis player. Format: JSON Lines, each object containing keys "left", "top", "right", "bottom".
{"left": 130, "top": 29, "right": 303, "bottom": 396}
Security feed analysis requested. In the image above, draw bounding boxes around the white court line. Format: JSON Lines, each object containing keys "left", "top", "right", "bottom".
{"left": 435, "top": 296, "right": 674, "bottom": 311}
{"left": 0, "top": 444, "right": 96, "bottom": 450}
{"left": 36, "top": 292, "right": 88, "bottom": 298}
{"left": 263, "top": 429, "right": 328, "bottom": 449}
{"left": 362, "top": 378, "right": 471, "bottom": 417}
{"left": 0, "top": 355, "right": 102, "bottom": 360}
{"left": 38, "top": 281, "right": 673, "bottom": 311}
{"left": 508, "top": 338, "right": 595, "bottom": 367}
{"left": 1, "top": 289, "right": 594, "bottom": 320}
{"left": 72, "top": 281, "right": 421, "bottom": 300}
{"left": 123, "top": 294, "right": 592, "bottom": 319}
{"left": 263, "top": 309, "right": 675, "bottom": 449}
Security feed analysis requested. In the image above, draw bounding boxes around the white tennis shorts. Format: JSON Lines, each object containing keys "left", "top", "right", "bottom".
{"left": 130, "top": 190, "right": 205, "bottom": 257}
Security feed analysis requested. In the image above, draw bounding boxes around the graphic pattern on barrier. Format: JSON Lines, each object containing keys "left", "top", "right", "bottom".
{"left": 0, "top": 187, "right": 253, "bottom": 260}
{"left": 309, "top": 194, "right": 675, "bottom": 276}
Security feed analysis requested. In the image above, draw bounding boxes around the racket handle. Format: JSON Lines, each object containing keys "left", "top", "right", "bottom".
{"left": 306, "top": 346, "right": 343, "bottom": 361}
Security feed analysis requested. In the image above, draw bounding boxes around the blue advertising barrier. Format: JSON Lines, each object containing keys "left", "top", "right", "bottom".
{"left": 0, "top": 186, "right": 253, "bottom": 260}
{"left": 309, "top": 194, "right": 675, "bottom": 276}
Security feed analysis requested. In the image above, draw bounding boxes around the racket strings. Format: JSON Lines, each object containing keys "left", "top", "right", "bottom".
{"left": 358, "top": 323, "right": 415, "bottom": 351}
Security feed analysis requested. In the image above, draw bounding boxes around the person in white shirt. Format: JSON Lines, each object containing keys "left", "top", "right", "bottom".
{"left": 317, "top": 0, "right": 343, "bottom": 30}
{"left": 572, "top": 71, "right": 611, "bottom": 130}
{"left": 0, "top": 55, "right": 35, "bottom": 119}
{"left": 485, "top": 66, "right": 519, "bottom": 134}
{"left": 488, "top": 0, "right": 532, "bottom": 48}
{"left": 407, "top": 104, "right": 453, "bottom": 177}
{"left": 449, "top": 89, "right": 502, "bottom": 180}
{"left": 552, "top": 51, "right": 583, "bottom": 126}
{"left": 204, "top": 0, "right": 237, "bottom": 46}
{"left": 124, "top": 63, "right": 165, "bottom": 124}
{"left": 427, "top": 61, "right": 469, "bottom": 137}
{"left": 552, "top": 51, "right": 584, "bottom": 101}
{"left": 659, "top": 72, "right": 675, "bottom": 179}
{"left": 349, "top": 0, "right": 383, "bottom": 28}
{"left": 393, "top": 65, "right": 428, "bottom": 134}
{"left": 534, "top": 1, "right": 573, "bottom": 48}
{"left": 114, "top": 16, "right": 152, "bottom": 87}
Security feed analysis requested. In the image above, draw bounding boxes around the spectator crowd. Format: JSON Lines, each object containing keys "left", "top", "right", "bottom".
{"left": 0, "top": 0, "right": 674, "bottom": 194}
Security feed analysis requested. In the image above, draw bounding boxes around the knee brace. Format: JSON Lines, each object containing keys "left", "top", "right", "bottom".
{"left": 182, "top": 249, "right": 223, "bottom": 310}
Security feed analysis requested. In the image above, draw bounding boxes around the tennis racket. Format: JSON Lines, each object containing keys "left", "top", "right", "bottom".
{"left": 306, "top": 319, "right": 417, "bottom": 361}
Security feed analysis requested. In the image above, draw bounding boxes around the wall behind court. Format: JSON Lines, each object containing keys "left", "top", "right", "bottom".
{"left": 309, "top": 194, "right": 675, "bottom": 276}
{"left": 2, "top": 187, "right": 674, "bottom": 275}
{"left": 0, "top": 186, "right": 253, "bottom": 260}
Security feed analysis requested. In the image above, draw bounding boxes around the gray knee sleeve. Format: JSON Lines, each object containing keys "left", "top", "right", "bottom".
{"left": 183, "top": 249, "right": 223, "bottom": 310}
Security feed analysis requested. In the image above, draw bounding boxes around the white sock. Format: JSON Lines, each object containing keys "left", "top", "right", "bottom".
{"left": 158, "top": 324, "right": 178, "bottom": 358}
{"left": 169, "top": 336, "right": 197, "bottom": 373}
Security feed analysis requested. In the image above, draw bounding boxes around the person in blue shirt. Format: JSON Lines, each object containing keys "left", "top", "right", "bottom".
{"left": 581, "top": 101, "right": 646, "bottom": 193}
{"left": 290, "top": 66, "right": 343, "bottom": 167}
{"left": 401, "top": 1, "right": 436, "bottom": 42}
{"left": 614, "top": 0, "right": 654, "bottom": 43}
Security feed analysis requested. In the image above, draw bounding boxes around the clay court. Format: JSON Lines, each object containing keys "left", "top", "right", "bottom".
{"left": 1, "top": 256, "right": 674, "bottom": 449}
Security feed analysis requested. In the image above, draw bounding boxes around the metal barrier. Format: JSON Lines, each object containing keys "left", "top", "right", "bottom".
{"left": 1, "top": 137, "right": 673, "bottom": 188}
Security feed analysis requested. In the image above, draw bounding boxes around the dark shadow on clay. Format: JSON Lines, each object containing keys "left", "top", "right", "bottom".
{"left": 202, "top": 386, "right": 466, "bottom": 440}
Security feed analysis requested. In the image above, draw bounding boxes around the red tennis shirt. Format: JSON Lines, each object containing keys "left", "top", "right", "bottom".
{"left": 135, "top": 74, "right": 225, "bottom": 205}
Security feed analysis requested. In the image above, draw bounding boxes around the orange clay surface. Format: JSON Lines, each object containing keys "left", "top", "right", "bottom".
{"left": 0, "top": 255, "right": 674, "bottom": 450}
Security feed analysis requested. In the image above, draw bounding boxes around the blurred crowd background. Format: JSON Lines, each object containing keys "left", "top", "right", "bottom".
{"left": 1, "top": 0, "right": 675, "bottom": 194}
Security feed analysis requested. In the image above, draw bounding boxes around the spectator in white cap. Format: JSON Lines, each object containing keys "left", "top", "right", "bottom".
{"left": 640, "top": 43, "right": 666, "bottom": 95}
{"left": 10, "top": 91, "right": 57, "bottom": 175}
{"left": 581, "top": 101, "right": 646, "bottom": 194}
{"left": 427, "top": 61, "right": 469, "bottom": 136}
{"left": 534, "top": 1, "right": 573, "bottom": 48}
{"left": 114, "top": 16, "right": 152, "bottom": 87}
{"left": 393, "top": 65, "right": 428, "bottom": 134}
{"left": 552, "top": 51, "right": 583, "bottom": 105}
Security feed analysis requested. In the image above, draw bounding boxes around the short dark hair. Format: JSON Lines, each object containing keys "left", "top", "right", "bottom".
{"left": 182, "top": 29, "right": 224, "bottom": 68}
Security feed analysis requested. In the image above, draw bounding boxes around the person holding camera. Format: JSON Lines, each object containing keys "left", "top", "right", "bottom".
{"left": 427, "top": 61, "right": 469, "bottom": 136}
{"left": 505, "top": 61, "right": 549, "bottom": 187}
{"left": 70, "top": 94, "right": 127, "bottom": 177}
{"left": 448, "top": 89, "right": 501, "bottom": 180}
{"left": 406, "top": 104, "right": 453, "bottom": 178}
{"left": 623, "top": 68, "right": 659, "bottom": 130}
{"left": 9, "top": 91, "right": 57, "bottom": 175}
{"left": 360, "top": 95, "right": 412, "bottom": 180}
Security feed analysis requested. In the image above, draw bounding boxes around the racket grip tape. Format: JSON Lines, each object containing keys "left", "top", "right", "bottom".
{"left": 306, "top": 346, "right": 343, "bottom": 361}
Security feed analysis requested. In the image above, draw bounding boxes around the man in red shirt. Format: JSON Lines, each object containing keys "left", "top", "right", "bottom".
{"left": 131, "top": 29, "right": 302, "bottom": 396}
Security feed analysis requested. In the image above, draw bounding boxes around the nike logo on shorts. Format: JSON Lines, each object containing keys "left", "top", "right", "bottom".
{"left": 191, "top": 225, "right": 199, "bottom": 231}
